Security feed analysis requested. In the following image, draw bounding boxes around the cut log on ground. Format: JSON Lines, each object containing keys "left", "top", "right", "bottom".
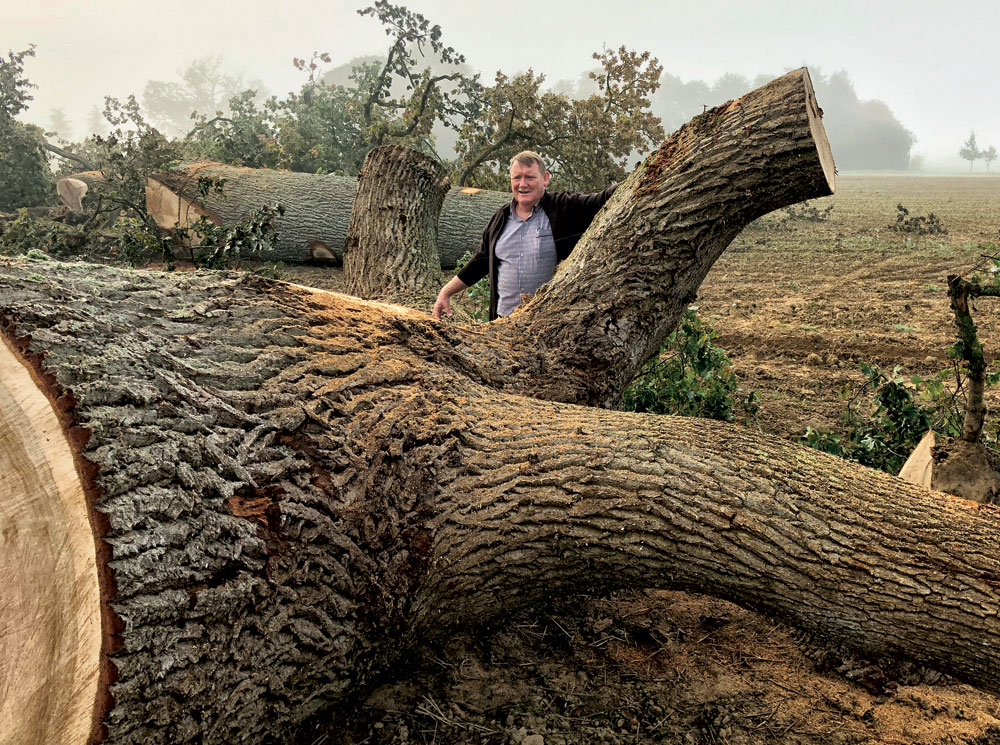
{"left": 22, "top": 71, "right": 1000, "bottom": 745}
{"left": 56, "top": 171, "right": 105, "bottom": 211}
{"left": 143, "top": 163, "right": 510, "bottom": 267}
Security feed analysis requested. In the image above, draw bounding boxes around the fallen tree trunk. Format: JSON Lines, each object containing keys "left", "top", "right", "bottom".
{"left": 143, "top": 163, "right": 510, "bottom": 267}
{"left": 20, "top": 70, "right": 1000, "bottom": 745}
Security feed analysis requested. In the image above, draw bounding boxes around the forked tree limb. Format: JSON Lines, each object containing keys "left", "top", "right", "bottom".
{"left": 460, "top": 67, "right": 835, "bottom": 407}
{"left": 18, "top": 70, "right": 993, "bottom": 745}
{"left": 5, "top": 261, "right": 1000, "bottom": 745}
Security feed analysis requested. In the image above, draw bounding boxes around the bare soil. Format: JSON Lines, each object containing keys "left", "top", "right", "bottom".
{"left": 282, "top": 174, "right": 1000, "bottom": 745}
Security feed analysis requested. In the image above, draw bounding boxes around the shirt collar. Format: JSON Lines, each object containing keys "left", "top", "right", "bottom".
{"left": 508, "top": 191, "right": 547, "bottom": 217}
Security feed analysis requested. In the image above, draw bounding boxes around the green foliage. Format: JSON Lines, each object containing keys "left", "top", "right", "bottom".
{"left": 622, "top": 307, "right": 758, "bottom": 424}
{"left": 0, "top": 47, "right": 54, "bottom": 210}
{"left": 107, "top": 202, "right": 282, "bottom": 269}
{"left": 801, "top": 362, "right": 979, "bottom": 474}
{"left": 112, "top": 215, "right": 175, "bottom": 266}
{"left": 455, "top": 249, "right": 489, "bottom": 322}
{"left": 455, "top": 47, "right": 664, "bottom": 191}
{"left": 89, "top": 96, "right": 184, "bottom": 222}
{"left": 107, "top": 202, "right": 283, "bottom": 269}
{"left": 890, "top": 204, "right": 946, "bottom": 235}
{"left": 0, "top": 209, "right": 77, "bottom": 256}
{"left": 185, "top": 90, "right": 281, "bottom": 169}
{"left": 178, "top": 204, "right": 284, "bottom": 268}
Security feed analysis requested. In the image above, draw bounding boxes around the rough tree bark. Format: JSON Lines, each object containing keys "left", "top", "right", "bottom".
{"left": 343, "top": 146, "right": 450, "bottom": 305}
{"left": 142, "top": 163, "right": 509, "bottom": 267}
{"left": 9, "top": 69, "right": 1000, "bottom": 745}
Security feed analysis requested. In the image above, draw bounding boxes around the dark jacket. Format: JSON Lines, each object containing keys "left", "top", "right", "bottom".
{"left": 455, "top": 184, "right": 619, "bottom": 320}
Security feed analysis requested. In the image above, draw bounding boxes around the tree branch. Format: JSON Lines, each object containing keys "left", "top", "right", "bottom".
{"left": 42, "top": 141, "right": 94, "bottom": 170}
{"left": 479, "top": 68, "right": 836, "bottom": 407}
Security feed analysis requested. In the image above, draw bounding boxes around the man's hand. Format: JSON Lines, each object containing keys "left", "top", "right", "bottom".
{"left": 432, "top": 276, "right": 469, "bottom": 320}
{"left": 432, "top": 291, "right": 453, "bottom": 319}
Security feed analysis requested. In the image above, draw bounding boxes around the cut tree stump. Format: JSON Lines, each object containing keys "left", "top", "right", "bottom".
{"left": 19, "top": 71, "right": 1000, "bottom": 745}
{"left": 899, "top": 430, "right": 1000, "bottom": 502}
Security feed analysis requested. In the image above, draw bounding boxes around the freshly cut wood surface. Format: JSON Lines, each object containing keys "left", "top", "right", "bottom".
{"left": 0, "top": 335, "right": 102, "bottom": 745}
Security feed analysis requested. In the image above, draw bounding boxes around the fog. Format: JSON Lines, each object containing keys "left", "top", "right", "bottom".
{"left": 6, "top": 0, "right": 999, "bottom": 171}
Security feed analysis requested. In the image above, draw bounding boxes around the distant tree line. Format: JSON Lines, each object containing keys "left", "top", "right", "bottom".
{"left": 3, "top": 1, "right": 921, "bottom": 216}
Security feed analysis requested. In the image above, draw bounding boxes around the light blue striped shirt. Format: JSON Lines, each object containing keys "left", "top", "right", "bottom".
{"left": 495, "top": 204, "right": 557, "bottom": 317}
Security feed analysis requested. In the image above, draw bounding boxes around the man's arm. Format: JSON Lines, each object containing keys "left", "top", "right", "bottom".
{"left": 432, "top": 206, "right": 505, "bottom": 319}
{"left": 566, "top": 182, "right": 620, "bottom": 212}
{"left": 432, "top": 276, "right": 470, "bottom": 319}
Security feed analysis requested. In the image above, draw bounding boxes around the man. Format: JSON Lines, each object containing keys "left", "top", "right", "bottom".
{"left": 432, "top": 151, "right": 618, "bottom": 321}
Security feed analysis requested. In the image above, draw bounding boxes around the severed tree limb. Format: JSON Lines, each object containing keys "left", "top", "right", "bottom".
{"left": 143, "top": 163, "right": 510, "bottom": 267}
{"left": 458, "top": 67, "right": 835, "bottom": 408}
{"left": 5, "top": 260, "right": 1000, "bottom": 745}
{"left": 21, "top": 70, "right": 1000, "bottom": 745}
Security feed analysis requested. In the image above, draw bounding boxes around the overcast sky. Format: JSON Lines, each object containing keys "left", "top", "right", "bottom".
{"left": 6, "top": 0, "right": 999, "bottom": 167}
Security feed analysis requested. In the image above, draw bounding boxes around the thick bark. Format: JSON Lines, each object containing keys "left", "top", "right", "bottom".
{"left": 6, "top": 261, "right": 1000, "bottom": 745}
{"left": 13, "top": 70, "right": 973, "bottom": 745}
{"left": 483, "top": 66, "right": 836, "bottom": 407}
{"left": 343, "top": 146, "right": 449, "bottom": 305}
{"left": 144, "top": 164, "right": 509, "bottom": 267}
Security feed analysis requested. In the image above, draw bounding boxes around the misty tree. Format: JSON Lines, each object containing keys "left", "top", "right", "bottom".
{"left": 455, "top": 46, "right": 664, "bottom": 191}
{"left": 0, "top": 46, "right": 52, "bottom": 211}
{"left": 710, "top": 72, "right": 752, "bottom": 102}
{"left": 959, "top": 131, "right": 981, "bottom": 171}
{"left": 48, "top": 107, "right": 72, "bottom": 141}
{"left": 983, "top": 144, "right": 997, "bottom": 173}
{"left": 142, "top": 56, "right": 265, "bottom": 138}
{"left": 85, "top": 105, "right": 109, "bottom": 137}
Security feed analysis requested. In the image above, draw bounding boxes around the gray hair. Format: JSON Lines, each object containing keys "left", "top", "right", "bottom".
{"left": 509, "top": 150, "right": 546, "bottom": 174}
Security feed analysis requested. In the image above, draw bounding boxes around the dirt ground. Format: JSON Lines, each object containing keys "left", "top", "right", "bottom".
{"left": 282, "top": 174, "right": 1000, "bottom": 745}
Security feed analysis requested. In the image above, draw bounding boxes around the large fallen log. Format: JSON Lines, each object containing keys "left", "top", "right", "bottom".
{"left": 143, "top": 163, "right": 510, "bottom": 267}
{"left": 16, "top": 71, "right": 1000, "bottom": 745}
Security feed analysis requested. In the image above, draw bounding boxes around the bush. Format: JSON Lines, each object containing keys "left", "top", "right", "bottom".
{"left": 0, "top": 209, "right": 78, "bottom": 256}
{"left": 623, "top": 307, "right": 758, "bottom": 424}
{"left": 800, "top": 362, "right": 985, "bottom": 474}
{"left": 890, "top": 204, "right": 946, "bottom": 235}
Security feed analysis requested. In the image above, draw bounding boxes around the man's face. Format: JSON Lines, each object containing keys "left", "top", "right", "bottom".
{"left": 509, "top": 161, "right": 550, "bottom": 211}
